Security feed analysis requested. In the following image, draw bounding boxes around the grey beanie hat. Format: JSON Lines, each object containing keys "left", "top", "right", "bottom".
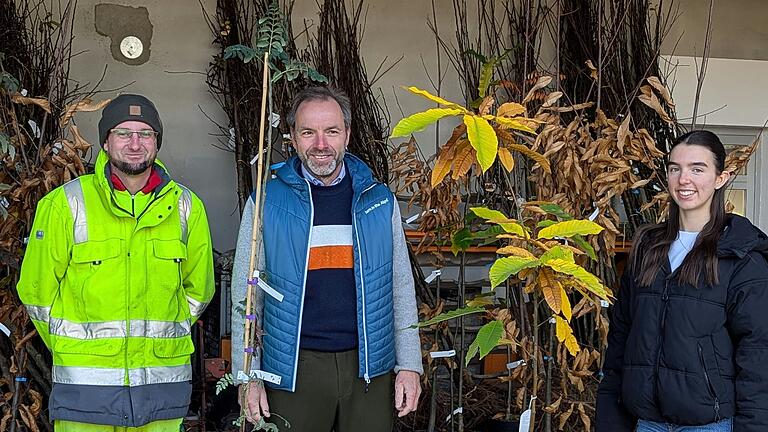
{"left": 98, "top": 94, "right": 163, "bottom": 148}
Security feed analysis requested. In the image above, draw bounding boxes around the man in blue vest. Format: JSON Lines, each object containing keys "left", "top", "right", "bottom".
{"left": 231, "top": 86, "right": 422, "bottom": 431}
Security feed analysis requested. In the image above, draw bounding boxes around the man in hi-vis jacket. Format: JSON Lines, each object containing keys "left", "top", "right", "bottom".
{"left": 17, "top": 94, "right": 214, "bottom": 432}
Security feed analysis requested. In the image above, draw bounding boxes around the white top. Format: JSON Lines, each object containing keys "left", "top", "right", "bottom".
{"left": 668, "top": 230, "right": 700, "bottom": 272}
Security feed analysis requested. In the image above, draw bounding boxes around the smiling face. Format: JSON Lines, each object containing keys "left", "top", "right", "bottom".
{"left": 104, "top": 120, "right": 158, "bottom": 176}
{"left": 290, "top": 98, "right": 350, "bottom": 184}
{"left": 667, "top": 143, "right": 730, "bottom": 225}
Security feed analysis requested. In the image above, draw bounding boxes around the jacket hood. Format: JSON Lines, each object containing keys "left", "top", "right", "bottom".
{"left": 275, "top": 153, "right": 378, "bottom": 193}
{"left": 717, "top": 214, "right": 768, "bottom": 259}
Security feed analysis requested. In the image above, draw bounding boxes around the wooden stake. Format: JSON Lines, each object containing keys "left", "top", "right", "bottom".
{"left": 242, "top": 51, "right": 271, "bottom": 377}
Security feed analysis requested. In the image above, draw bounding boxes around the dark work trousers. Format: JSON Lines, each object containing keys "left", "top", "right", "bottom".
{"left": 266, "top": 349, "right": 394, "bottom": 432}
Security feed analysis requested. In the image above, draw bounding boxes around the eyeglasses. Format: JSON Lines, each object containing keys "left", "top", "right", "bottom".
{"left": 110, "top": 128, "right": 158, "bottom": 141}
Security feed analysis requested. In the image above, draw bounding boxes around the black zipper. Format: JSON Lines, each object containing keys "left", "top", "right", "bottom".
{"left": 698, "top": 343, "right": 721, "bottom": 421}
{"left": 653, "top": 278, "right": 670, "bottom": 407}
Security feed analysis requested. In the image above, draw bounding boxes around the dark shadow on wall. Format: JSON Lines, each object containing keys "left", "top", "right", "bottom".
{"left": 95, "top": 3, "right": 152, "bottom": 65}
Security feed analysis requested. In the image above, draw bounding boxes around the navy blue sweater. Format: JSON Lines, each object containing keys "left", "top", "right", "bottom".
{"left": 299, "top": 172, "right": 358, "bottom": 352}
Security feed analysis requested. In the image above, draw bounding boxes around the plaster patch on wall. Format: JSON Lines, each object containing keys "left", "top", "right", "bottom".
{"left": 95, "top": 4, "right": 153, "bottom": 65}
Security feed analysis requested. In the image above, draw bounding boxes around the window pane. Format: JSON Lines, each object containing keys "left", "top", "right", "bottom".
{"left": 726, "top": 189, "right": 747, "bottom": 216}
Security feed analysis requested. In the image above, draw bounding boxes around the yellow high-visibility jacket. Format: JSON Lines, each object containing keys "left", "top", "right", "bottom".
{"left": 17, "top": 150, "right": 215, "bottom": 427}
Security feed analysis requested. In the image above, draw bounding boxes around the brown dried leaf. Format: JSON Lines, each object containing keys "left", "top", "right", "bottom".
{"left": 497, "top": 147, "right": 515, "bottom": 172}
{"left": 549, "top": 102, "right": 595, "bottom": 113}
{"left": 0, "top": 411, "right": 11, "bottom": 431}
{"left": 539, "top": 268, "right": 562, "bottom": 314}
{"left": 544, "top": 396, "right": 562, "bottom": 413}
{"left": 617, "top": 114, "right": 631, "bottom": 153}
{"left": 19, "top": 404, "right": 40, "bottom": 432}
{"left": 60, "top": 98, "right": 111, "bottom": 127}
{"left": 516, "top": 386, "right": 527, "bottom": 409}
{"left": 11, "top": 94, "right": 51, "bottom": 113}
{"left": 558, "top": 403, "right": 574, "bottom": 430}
{"left": 571, "top": 296, "right": 592, "bottom": 319}
{"left": 541, "top": 91, "right": 563, "bottom": 108}
{"left": 497, "top": 102, "right": 526, "bottom": 118}
{"left": 638, "top": 86, "right": 673, "bottom": 124}
{"left": 431, "top": 145, "right": 455, "bottom": 187}
{"left": 585, "top": 60, "right": 598, "bottom": 80}
{"left": 578, "top": 403, "right": 591, "bottom": 431}
{"left": 724, "top": 136, "right": 759, "bottom": 175}
{"left": 523, "top": 75, "right": 553, "bottom": 104}
{"left": 446, "top": 124, "right": 467, "bottom": 148}
{"left": 478, "top": 96, "right": 495, "bottom": 116}
{"left": 28, "top": 389, "right": 43, "bottom": 417}
{"left": 597, "top": 310, "right": 610, "bottom": 348}
{"left": 70, "top": 125, "right": 94, "bottom": 152}
{"left": 497, "top": 245, "right": 535, "bottom": 257}
{"left": 507, "top": 142, "right": 551, "bottom": 173}
{"left": 451, "top": 140, "right": 475, "bottom": 179}
{"left": 630, "top": 179, "right": 651, "bottom": 189}
{"left": 647, "top": 76, "right": 675, "bottom": 108}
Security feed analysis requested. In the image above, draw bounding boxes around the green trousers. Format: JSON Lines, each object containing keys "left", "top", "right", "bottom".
{"left": 266, "top": 349, "right": 393, "bottom": 432}
{"left": 54, "top": 418, "right": 182, "bottom": 431}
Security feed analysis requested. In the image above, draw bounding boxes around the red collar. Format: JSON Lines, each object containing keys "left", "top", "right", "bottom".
{"left": 111, "top": 167, "right": 163, "bottom": 193}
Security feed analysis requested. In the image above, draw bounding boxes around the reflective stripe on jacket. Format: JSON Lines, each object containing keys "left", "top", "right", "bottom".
{"left": 17, "top": 150, "right": 215, "bottom": 427}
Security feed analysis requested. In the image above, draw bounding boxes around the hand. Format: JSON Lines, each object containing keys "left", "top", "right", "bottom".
{"left": 238, "top": 380, "right": 270, "bottom": 424}
{"left": 394, "top": 370, "right": 421, "bottom": 417}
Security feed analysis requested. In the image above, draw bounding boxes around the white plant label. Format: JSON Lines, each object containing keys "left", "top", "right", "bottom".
{"left": 405, "top": 209, "right": 436, "bottom": 224}
{"left": 269, "top": 112, "right": 280, "bottom": 128}
{"left": 518, "top": 396, "right": 537, "bottom": 432}
{"left": 252, "top": 270, "right": 283, "bottom": 302}
{"left": 430, "top": 350, "right": 456, "bottom": 359}
{"left": 237, "top": 369, "right": 281, "bottom": 385}
{"left": 424, "top": 269, "right": 441, "bottom": 284}
{"left": 445, "top": 407, "right": 463, "bottom": 422}
{"left": 28, "top": 120, "right": 40, "bottom": 138}
{"left": 588, "top": 206, "right": 600, "bottom": 221}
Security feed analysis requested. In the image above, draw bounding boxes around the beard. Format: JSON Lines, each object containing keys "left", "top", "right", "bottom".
{"left": 109, "top": 155, "right": 155, "bottom": 176}
{"left": 299, "top": 149, "right": 345, "bottom": 178}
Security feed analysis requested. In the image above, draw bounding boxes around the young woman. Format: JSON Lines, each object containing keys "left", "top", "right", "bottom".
{"left": 596, "top": 130, "right": 768, "bottom": 432}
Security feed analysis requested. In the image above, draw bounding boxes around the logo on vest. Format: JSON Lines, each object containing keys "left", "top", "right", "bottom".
{"left": 364, "top": 197, "right": 389, "bottom": 215}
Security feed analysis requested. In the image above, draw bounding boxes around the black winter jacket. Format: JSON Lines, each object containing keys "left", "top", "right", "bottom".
{"left": 596, "top": 215, "right": 768, "bottom": 432}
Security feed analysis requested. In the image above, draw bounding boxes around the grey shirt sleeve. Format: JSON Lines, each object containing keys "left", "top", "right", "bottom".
{"left": 391, "top": 199, "right": 424, "bottom": 374}
{"left": 230, "top": 196, "right": 265, "bottom": 382}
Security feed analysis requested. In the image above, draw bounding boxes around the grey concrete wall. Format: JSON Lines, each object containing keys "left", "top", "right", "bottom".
{"left": 661, "top": 0, "right": 768, "bottom": 60}
{"left": 68, "top": 1, "right": 238, "bottom": 252}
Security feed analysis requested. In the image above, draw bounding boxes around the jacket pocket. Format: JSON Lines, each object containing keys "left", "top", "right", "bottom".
{"left": 697, "top": 337, "right": 724, "bottom": 421}
{"left": 69, "top": 238, "right": 123, "bottom": 321}
{"left": 71, "top": 239, "right": 122, "bottom": 264}
{"left": 54, "top": 337, "right": 124, "bottom": 356}
{"left": 149, "top": 239, "right": 188, "bottom": 318}
{"left": 152, "top": 239, "right": 187, "bottom": 285}
{"left": 153, "top": 337, "right": 195, "bottom": 359}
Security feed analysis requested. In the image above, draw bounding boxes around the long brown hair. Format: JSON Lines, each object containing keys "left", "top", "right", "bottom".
{"left": 628, "top": 130, "right": 728, "bottom": 287}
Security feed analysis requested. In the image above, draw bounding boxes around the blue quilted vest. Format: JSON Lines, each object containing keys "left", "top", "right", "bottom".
{"left": 261, "top": 155, "right": 396, "bottom": 391}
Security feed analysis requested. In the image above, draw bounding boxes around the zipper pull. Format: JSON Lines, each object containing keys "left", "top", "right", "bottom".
{"left": 364, "top": 373, "right": 370, "bottom": 393}
{"left": 714, "top": 399, "right": 721, "bottom": 421}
